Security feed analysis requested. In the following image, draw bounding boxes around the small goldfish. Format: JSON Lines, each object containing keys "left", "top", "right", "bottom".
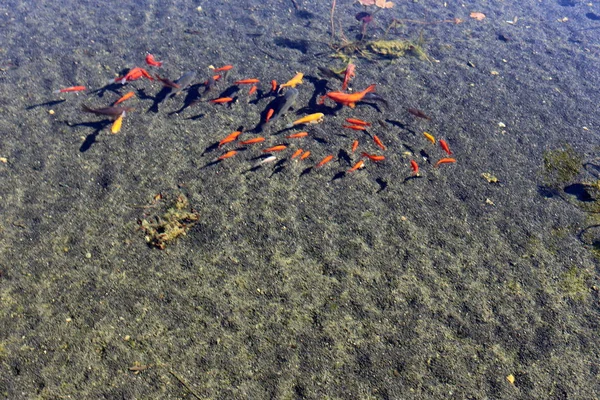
{"left": 341, "top": 63, "right": 355, "bottom": 90}
{"left": 316, "top": 155, "right": 334, "bottom": 168}
{"left": 270, "top": 80, "right": 278, "bottom": 92}
{"left": 248, "top": 85, "right": 258, "bottom": 96}
{"left": 342, "top": 124, "right": 366, "bottom": 131}
{"left": 407, "top": 108, "right": 431, "bottom": 120}
{"left": 439, "top": 139, "right": 452, "bottom": 155}
{"left": 279, "top": 72, "right": 303, "bottom": 90}
{"left": 53, "top": 85, "right": 86, "bottom": 93}
{"left": 320, "top": 84, "right": 376, "bottom": 108}
{"left": 347, "top": 160, "right": 365, "bottom": 173}
{"left": 373, "top": 135, "right": 386, "bottom": 151}
{"left": 286, "top": 132, "right": 308, "bottom": 139}
{"left": 145, "top": 53, "right": 163, "bottom": 67}
{"left": 265, "top": 108, "right": 275, "bottom": 123}
{"left": 291, "top": 149, "right": 304, "bottom": 159}
{"left": 219, "top": 130, "right": 243, "bottom": 147}
{"left": 410, "top": 160, "right": 419, "bottom": 176}
{"left": 111, "top": 113, "right": 124, "bottom": 134}
{"left": 434, "top": 157, "right": 456, "bottom": 167}
{"left": 423, "top": 132, "right": 435, "bottom": 144}
{"left": 361, "top": 152, "right": 385, "bottom": 162}
{"left": 217, "top": 150, "right": 237, "bottom": 161}
{"left": 82, "top": 104, "right": 133, "bottom": 118}
{"left": 300, "top": 151, "right": 311, "bottom": 160}
{"left": 113, "top": 91, "right": 135, "bottom": 106}
{"left": 286, "top": 113, "right": 324, "bottom": 128}
{"left": 212, "top": 65, "right": 233, "bottom": 72}
{"left": 351, "top": 140, "right": 359, "bottom": 153}
{"left": 238, "top": 137, "right": 265, "bottom": 145}
{"left": 210, "top": 97, "right": 234, "bottom": 104}
{"left": 263, "top": 145, "right": 287, "bottom": 153}
{"left": 112, "top": 67, "right": 153, "bottom": 84}
{"left": 346, "top": 118, "right": 370, "bottom": 126}
{"left": 234, "top": 78, "right": 260, "bottom": 85}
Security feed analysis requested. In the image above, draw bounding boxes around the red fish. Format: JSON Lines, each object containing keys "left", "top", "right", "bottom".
{"left": 145, "top": 54, "right": 163, "bottom": 67}
{"left": 316, "top": 155, "right": 334, "bottom": 168}
{"left": 234, "top": 78, "right": 260, "bottom": 85}
{"left": 248, "top": 85, "right": 258, "bottom": 96}
{"left": 439, "top": 139, "right": 452, "bottom": 155}
{"left": 113, "top": 67, "right": 153, "bottom": 84}
{"left": 238, "top": 137, "right": 265, "bottom": 145}
{"left": 342, "top": 124, "right": 367, "bottom": 131}
{"left": 265, "top": 108, "right": 275, "bottom": 123}
{"left": 263, "top": 145, "right": 287, "bottom": 153}
{"left": 361, "top": 152, "right": 385, "bottom": 162}
{"left": 113, "top": 91, "right": 135, "bottom": 105}
{"left": 210, "top": 97, "right": 234, "bottom": 104}
{"left": 373, "top": 135, "right": 386, "bottom": 151}
{"left": 351, "top": 140, "right": 359, "bottom": 153}
{"left": 291, "top": 149, "right": 304, "bottom": 159}
{"left": 342, "top": 63, "right": 355, "bottom": 90}
{"left": 271, "top": 80, "right": 278, "bottom": 92}
{"left": 53, "top": 85, "right": 86, "bottom": 93}
{"left": 319, "top": 84, "right": 376, "bottom": 108}
{"left": 434, "top": 157, "right": 456, "bottom": 167}
{"left": 300, "top": 151, "right": 311, "bottom": 160}
{"left": 286, "top": 132, "right": 308, "bottom": 139}
{"left": 347, "top": 160, "right": 365, "bottom": 173}
{"left": 217, "top": 150, "right": 237, "bottom": 161}
{"left": 219, "top": 130, "right": 242, "bottom": 147}
{"left": 410, "top": 160, "right": 419, "bottom": 176}
{"left": 345, "top": 118, "right": 370, "bottom": 126}
{"left": 213, "top": 65, "right": 233, "bottom": 72}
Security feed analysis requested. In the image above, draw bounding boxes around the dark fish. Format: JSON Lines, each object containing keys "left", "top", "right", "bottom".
{"left": 82, "top": 104, "right": 133, "bottom": 117}
{"left": 155, "top": 74, "right": 181, "bottom": 89}
{"left": 169, "top": 71, "right": 196, "bottom": 97}
{"left": 317, "top": 66, "right": 343, "bottom": 81}
{"left": 269, "top": 88, "right": 298, "bottom": 123}
{"left": 363, "top": 92, "right": 389, "bottom": 108}
{"left": 407, "top": 108, "right": 431, "bottom": 120}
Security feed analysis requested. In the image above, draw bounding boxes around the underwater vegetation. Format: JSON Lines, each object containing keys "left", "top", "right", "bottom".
{"left": 138, "top": 194, "right": 199, "bottom": 249}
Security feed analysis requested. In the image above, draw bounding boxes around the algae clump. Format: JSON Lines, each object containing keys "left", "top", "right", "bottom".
{"left": 139, "top": 194, "right": 199, "bottom": 249}
{"left": 541, "top": 144, "right": 582, "bottom": 190}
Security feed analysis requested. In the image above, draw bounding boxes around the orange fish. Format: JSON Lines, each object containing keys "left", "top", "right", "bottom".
{"left": 346, "top": 118, "right": 370, "bottom": 126}
{"left": 219, "top": 130, "right": 242, "bottom": 147}
{"left": 234, "top": 78, "right": 260, "bottom": 85}
{"left": 217, "top": 150, "right": 237, "bottom": 161}
{"left": 53, "top": 85, "right": 86, "bottom": 93}
{"left": 279, "top": 72, "right": 303, "bottom": 89}
{"left": 111, "top": 112, "right": 124, "bottom": 134}
{"left": 114, "top": 67, "right": 153, "bottom": 84}
{"left": 347, "top": 160, "right": 365, "bottom": 172}
{"left": 373, "top": 135, "right": 386, "bottom": 151}
{"left": 113, "top": 91, "right": 135, "bottom": 105}
{"left": 410, "top": 160, "right": 419, "bottom": 176}
{"left": 271, "top": 80, "right": 278, "bottom": 92}
{"left": 342, "top": 124, "right": 366, "bottom": 131}
{"left": 265, "top": 108, "right": 275, "bottom": 123}
{"left": 440, "top": 139, "right": 452, "bottom": 155}
{"left": 361, "top": 152, "right": 385, "bottom": 162}
{"left": 286, "top": 132, "right": 308, "bottom": 139}
{"left": 434, "top": 157, "right": 456, "bottom": 167}
{"left": 300, "top": 151, "right": 311, "bottom": 160}
{"left": 341, "top": 63, "right": 355, "bottom": 90}
{"left": 291, "top": 149, "right": 304, "bottom": 159}
{"left": 320, "top": 84, "right": 376, "bottom": 108}
{"left": 145, "top": 53, "right": 163, "bottom": 67}
{"left": 248, "top": 85, "right": 258, "bottom": 96}
{"left": 210, "top": 97, "right": 234, "bottom": 104}
{"left": 351, "top": 140, "right": 359, "bottom": 153}
{"left": 423, "top": 132, "right": 435, "bottom": 144}
{"left": 316, "top": 155, "right": 334, "bottom": 168}
{"left": 213, "top": 65, "right": 233, "bottom": 72}
{"left": 263, "top": 145, "right": 287, "bottom": 153}
{"left": 239, "top": 137, "right": 265, "bottom": 145}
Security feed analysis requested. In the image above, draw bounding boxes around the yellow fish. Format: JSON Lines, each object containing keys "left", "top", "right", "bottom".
{"left": 286, "top": 113, "right": 324, "bottom": 128}
{"left": 279, "top": 72, "right": 304, "bottom": 89}
{"left": 111, "top": 112, "right": 124, "bottom": 134}
{"left": 423, "top": 131, "right": 435, "bottom": 144}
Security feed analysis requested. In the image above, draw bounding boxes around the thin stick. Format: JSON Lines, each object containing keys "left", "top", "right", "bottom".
{"left": 330, "top": 0, "right": 336, "bottom": 41}
{"left": 169, "top": 369, "right": 202, "bottom": 400}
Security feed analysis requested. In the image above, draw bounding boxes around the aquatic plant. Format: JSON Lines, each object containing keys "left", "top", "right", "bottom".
{"left": 541, "top": 144, "right": 583, "bottom": 192}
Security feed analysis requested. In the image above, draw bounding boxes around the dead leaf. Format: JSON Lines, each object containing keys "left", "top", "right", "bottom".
{"left": 375, "top": 0, "right": 394, "bottom": 8}
{"left": 470, "top": 12, "right": 486, "bottom": 21}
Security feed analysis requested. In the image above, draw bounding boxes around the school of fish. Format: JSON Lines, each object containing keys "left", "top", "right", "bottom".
{"left": 54, "top": 54, "right": 458, "bottom": 178}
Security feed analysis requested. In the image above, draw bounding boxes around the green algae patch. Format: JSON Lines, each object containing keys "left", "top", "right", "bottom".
{"left": 138, "top": 194, "right": 199, "bottom": 249}
{"left": 541, "top": 144, "right": 582, "bottom": 190}
{"left": 560, "top": 266, "right": 591, "bottom": 301}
